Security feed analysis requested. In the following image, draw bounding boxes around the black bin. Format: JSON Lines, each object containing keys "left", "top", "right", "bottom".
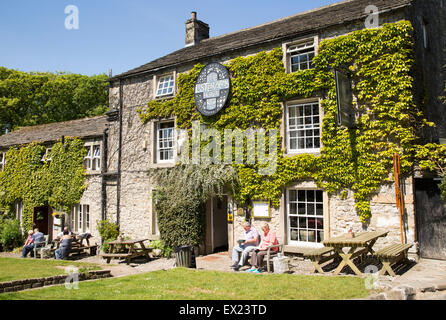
{"left": 174, "top": 245, "right": 196, "bottom": 268}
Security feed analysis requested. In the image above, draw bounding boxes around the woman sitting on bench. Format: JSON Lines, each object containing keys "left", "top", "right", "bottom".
{"left": 55, "top": 229, "right": 72, "bottom": 260}
{"left": 246, "top": 223, "right": 278, "bottom": 273}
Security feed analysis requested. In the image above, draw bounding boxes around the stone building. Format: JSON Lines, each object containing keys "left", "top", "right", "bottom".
{"left": 1, "top": 0, "right": 445, "bottom": 259}
{"left": 0, "top": 116, "right": 108, "bottom": 240}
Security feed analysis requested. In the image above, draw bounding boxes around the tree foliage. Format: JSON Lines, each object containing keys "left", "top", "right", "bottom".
{"left": 0, "top": 67, "right": 109, "bottom": 133}
{"left": 149, "top": 165, "right": 238, "bottom": 247}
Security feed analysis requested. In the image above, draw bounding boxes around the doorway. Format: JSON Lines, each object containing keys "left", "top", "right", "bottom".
{"left": 415, "top": 178, "right": 446, "bottom": 260}
{"left": 205, "top": 196, "right": 229, "bottom": 254}
{"left": 33, "top": 205, "right": 52, "bottom": 239}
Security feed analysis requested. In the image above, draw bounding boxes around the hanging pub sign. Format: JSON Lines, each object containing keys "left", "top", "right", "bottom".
{"left": 194, "top": 62, "right": 230, "bottom": 116}
{"left": 335, "top": 69, "right": 354, "bottom": 128}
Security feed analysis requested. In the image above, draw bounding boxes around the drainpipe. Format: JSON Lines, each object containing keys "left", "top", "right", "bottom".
{"left": 101, "top": 127, "right": 109, "bottom": 221}
{"left": 116, "top": 79, "right": 123, "bottom": 229}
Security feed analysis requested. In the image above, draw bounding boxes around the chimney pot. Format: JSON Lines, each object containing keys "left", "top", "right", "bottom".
{"left": 185, "top": 11, "right": 209, "bottom": 47}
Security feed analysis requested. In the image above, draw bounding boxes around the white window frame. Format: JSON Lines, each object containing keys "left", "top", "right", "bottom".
{"left": 84, "top": 143, "right": 101, "bottom": 172}
{"left": 155, "top": 74, "right": 175, "bottom": 98}
{"left": 92, "top": 145, "right": 101, "bottom": 171}
{"left": 71, "top": 204, "right": 90, "bottom": 233}
{"left": 286, "top": 188, "right": 325, "bottom": 248}
{"left": 284, "top": 37, "right": 318, "bottom": 73}
{"left": 15, "top": 200, "right": 23, "bottom": 230}
{"left": 156, "top": 120, "right": 176, "bottom": 163}
{"left": 0, "top": 152, "right": 5, "bottom": 171}
{"left": 286, "top": 100, "right": 321, "bottom": 154}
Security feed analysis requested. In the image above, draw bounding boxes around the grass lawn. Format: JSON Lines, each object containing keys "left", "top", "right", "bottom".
{"left": 0, "top": 257, "right": 101, "bottom": 283}
{"left": 0, "top": 267, "right": 370, "bottom": 300}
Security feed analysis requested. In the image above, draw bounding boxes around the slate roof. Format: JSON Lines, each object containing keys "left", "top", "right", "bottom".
{"left": 111, "top": 0, "right": 412, "bottom": 80}
{"left": 0, "top": 116, "right": 108, "bottom": 149}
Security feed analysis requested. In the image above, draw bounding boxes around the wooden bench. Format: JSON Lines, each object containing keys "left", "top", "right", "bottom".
{"left": 100, "top": 250, "right": 151, "bottom": 265}
{"left": 374, "top": 243, "right": 413, "bottom": 276}
{"left": 69, "top": 245, "right": 98, "bottom": 256}
{"left": 304, "top": 246, "right": 337, "bottom": 274}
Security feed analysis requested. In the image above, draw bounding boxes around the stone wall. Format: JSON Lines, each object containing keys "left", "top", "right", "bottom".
{"left": 0, "top": 270, "right": 112, "bottom": 294}
{"left": 105, "top": 9, "right": 418, "bottom": 254}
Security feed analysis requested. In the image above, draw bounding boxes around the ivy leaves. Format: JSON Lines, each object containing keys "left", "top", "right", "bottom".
{"left": 0, "top": 138, "right": 86, "bottom": 231}
{"left": 138, "top": 21, "right": 440, "bottom": 223}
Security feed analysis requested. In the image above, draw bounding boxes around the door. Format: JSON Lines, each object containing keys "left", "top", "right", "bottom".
{"left": 204, "top": 196, "right": 229, "bottom": 254}
{"left": 33, "top": 205, "right": 51, "bottom": 237}
{"left": 415, "top": 178, "right": 446, "bottom": 260}
{"left": 212, "top": 196, "right": 228, "bottom": 252}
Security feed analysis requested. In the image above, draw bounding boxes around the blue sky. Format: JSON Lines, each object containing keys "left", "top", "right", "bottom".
{"left": 0, "top": 0, "right": 341, "bottom": 76}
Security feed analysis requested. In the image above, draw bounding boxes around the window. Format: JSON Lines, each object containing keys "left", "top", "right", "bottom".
{"left": 92, "top": 145, "right": 101, "bottom": 170}
{"left": 71, "top": 204, "right": 90, "bottom": 233}
{"left": 286, "top": 101, "right": 321, "bottom": 153}
{"left": 287, "top": 189, "right": 324, "bottom": 244}
{"left": 84, "top": 144, "right": 101, "bottom": 171}
{"left": 157, "top": 121, "right": 175, "bottom": 163}
{"left": 15, "top": 200, "right": 23, "bottom": 230}
{"left": 41, "top": 148, "right": 52, "bottom": 162}
{"left": 156, "top": 75, "right": 175, "bottom": 97}
{"left": 0, "top": 152, "right": 5, "bottom": 171}
{"left": 287, "top": 40, "right": 315, "bottom": 72}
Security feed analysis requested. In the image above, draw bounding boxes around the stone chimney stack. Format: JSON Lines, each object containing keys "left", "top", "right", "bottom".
{"left": 185, "top": 12, "right": 209, "bottom": 47}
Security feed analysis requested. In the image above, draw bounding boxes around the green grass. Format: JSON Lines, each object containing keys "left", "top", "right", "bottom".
{"left": 0, "top": 257, "right": 101, "bottom": 282}
{"left": 0, "top": 267, "right": 370, "bottom": 300}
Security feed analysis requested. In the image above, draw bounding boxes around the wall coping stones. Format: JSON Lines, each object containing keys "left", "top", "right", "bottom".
{"left": 0, "top": 270, "right": 112, "bottom": 294}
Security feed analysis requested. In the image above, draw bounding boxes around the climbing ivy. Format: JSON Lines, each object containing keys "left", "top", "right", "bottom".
{"left": 0, "top": 138, "right": 87, "bottom": 231}
{"left": 138, "top": 21, "right": 443, "bottom": 223}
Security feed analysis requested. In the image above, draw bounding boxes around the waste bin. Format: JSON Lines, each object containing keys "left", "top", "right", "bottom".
{"left": 174, "top": 245, "right": 195, "bottom": 268}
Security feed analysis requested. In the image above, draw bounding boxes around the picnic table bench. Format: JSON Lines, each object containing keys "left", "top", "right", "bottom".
{"left": 322, "top": 231, "right": 389, "bottom": 276}
{"left": 304, "top": 246, "right": 337, "bottom": 274}
{"left": 100, "top": 238, "right": 153, "bottom": 265}
{"left": 51, "top": 235, "right": 98, "bottom": 257}
{"left": 375, "top": 243, "right": 413, "bottom": 276}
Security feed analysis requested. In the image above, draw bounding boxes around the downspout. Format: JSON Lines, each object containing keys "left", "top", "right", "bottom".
{"left": 101, "top": 127, "right": 108, "bottom": 221}
{"left": 117, "top": 79, "right": 123, "bottom": 228}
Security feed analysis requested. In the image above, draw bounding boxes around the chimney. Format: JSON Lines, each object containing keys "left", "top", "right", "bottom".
{"left": 185, "top": 12, "right": 209, "bottom": 47}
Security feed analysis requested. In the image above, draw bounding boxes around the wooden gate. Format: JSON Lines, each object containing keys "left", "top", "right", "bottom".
{"left": 415, "top": 178, "right": 446, "bottom": 260}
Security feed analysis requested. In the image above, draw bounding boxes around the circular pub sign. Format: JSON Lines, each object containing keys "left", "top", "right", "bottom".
{"left": 194, "top": 63, "right": 230, "bottom": 116}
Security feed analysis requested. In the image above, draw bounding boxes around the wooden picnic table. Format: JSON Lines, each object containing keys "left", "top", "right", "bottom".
{"left": 322, "top": 231, "right": 388, "bottom": 276}
{"left": 101, "top": 238, "right": 153, "bottom": 264}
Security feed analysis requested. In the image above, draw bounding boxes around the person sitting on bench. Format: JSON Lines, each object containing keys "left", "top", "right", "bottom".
{"left": 55, "top": 229, "right": 72, "bottom": 260}
{"left": 246, "top": 223, "right": 278, "bottom": 273}
{"left": 230, "top": 221, "right": 260, "bottom": 271}
{"left": 21, "top": 228, "right": 44, "bottom": 258}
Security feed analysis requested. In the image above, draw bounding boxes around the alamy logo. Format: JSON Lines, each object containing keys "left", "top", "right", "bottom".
{"left": 365, "top": 5, "right": 379, "bottom": 29}
{"left": 177, "top": 121, "right": 278, "bottom": 176}
{"left": 64, "top": 266, "right": 79, "bottom": 290}
{"left": 65, "top": 5, "right": 79, "bottom": 30}
{"left": 364, "top": 265, "right": 380, "bottom": 289}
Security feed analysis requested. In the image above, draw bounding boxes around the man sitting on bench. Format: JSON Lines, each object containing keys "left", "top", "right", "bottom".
{"left": 230, "top": 221, "right": 260, "bottom": 271}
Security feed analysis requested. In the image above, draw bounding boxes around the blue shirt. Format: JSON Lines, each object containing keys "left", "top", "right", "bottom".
{"left": 32, "top": 232, "right": 44, "bottom": 243}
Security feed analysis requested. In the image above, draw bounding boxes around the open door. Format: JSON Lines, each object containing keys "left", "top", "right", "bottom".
{"left": 33, "top": 205, "right": 52, "bottom": 239}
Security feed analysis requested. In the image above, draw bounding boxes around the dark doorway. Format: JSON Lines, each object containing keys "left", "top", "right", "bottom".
{"left": 415, "top": 178, "right": 446, "bottom": 260}
{"left": 33, "top": 205, "right": 51, "bottom": 237}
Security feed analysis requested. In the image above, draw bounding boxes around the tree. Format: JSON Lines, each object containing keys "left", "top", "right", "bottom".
{"left": 0, "top": 67, "right": 109, "bottom": 133}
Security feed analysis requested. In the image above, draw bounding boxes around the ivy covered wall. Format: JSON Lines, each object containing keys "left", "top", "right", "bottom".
{"left": 0, "top": 138, "right": 87, "bottom": 231}
{"left": 139, "top": 21, "right": 442, "bottom": 223}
